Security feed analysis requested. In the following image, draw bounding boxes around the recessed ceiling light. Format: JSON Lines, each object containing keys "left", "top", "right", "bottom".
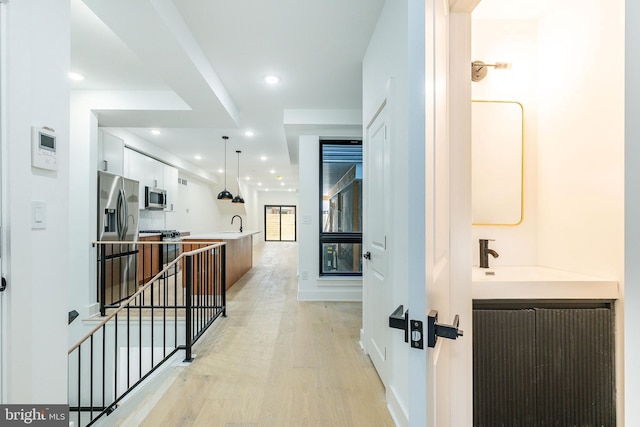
{"left": 195, "top": 154, "right": 202, "bottom": 160}
{"left": 280, "top": 182, "right": 285, "bottom": 186}
{"left": 218, "top": 169, "right": 224, "bottom": 174}
{"left": 258, "top": 182, "right": 262, "bottom": 186}
{"left": 69, "top": 72, "right": 85, "bottom": 81}
{"left": 265, "top": 188, "right": 270, "bottom": 192}
{"left": 288, "top": 189, "right": 293, "bottom": 192}
{"left": 270, "top": 170, "right": 275, "bottom": 174}
{"left": 244, "top": 130, "right": 254, "bottom": 137}
{"left": 276, "top": 176, "right": 282, "bottom": 180}
{"left": 264, "top": 75, "right": 280, "bottom": 85}
{"left": 245, "top": 176, "right": 251, "bottom": 180}
{"left": 260, "top": 156, "right": 267, "bottom": 161}
{"left": 151, "top": 129, "right": 161, "bottom": 136}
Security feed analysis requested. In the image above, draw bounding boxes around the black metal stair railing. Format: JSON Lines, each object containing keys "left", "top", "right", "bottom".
{"left": 68, "top": 241, "right": 226, "bottom": 427}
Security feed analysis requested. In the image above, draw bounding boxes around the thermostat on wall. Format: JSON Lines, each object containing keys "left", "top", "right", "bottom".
{"left": 31, "top": 126, "right": 57, "bottom": 171}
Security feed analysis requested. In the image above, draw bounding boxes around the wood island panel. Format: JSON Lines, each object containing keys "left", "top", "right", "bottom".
{"left": 182, "top": 234, "right": 253, "bottom": 290}
{"left": 138, "top": 235, "right": 162, "bottom": 285}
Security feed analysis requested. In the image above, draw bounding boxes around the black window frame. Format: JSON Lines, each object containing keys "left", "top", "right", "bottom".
{"left": 319, "top": 139, "right": 363, "bottom": 277}
{"left": 264, "top": 205, "right": 297, "bottom": 242}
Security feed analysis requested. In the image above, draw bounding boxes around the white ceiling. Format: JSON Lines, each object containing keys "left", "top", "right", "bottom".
{"left": 71, "top": 0, "right": 385, "bottom": 192}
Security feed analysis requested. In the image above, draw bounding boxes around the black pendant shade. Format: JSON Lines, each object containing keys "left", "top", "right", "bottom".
{"left": 218, "top": 189, "right": 233, "bottom": 200}
{"left": 217, "top": 136, "right": 234, "bottom": 200}
{"left": 232, "top": 150, "right": 245, "bottom": 204}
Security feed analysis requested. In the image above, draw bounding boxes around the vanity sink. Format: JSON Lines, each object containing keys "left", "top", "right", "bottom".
{"left": 472, "top": 266, "right": 618, "bottom": 300}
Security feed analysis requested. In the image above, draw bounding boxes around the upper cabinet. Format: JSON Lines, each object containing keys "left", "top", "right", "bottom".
{"left": 123, "top": 147, "right": 179, "bottom": 211}
{"left": 98, "top": 131, "right": 125, "bottom": 175}
{"left": 164, "top": 165, "right": 179, "bottom": 212}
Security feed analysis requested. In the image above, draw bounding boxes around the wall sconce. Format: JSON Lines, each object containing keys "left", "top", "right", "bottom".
{"left": 471, "top": 60, "right": 510, "bottom": 82}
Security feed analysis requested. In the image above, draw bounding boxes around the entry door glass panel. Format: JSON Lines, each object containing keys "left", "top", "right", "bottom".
{"left": 265, "top": 205, "right": 296, "bottom": 242}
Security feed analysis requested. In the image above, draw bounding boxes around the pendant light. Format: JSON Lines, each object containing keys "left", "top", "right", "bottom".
{"left": 232, "top": 150, "right": 245, "bottom": 204}
{"left": 217, "top": 136, "right": 234, "bottom": 200}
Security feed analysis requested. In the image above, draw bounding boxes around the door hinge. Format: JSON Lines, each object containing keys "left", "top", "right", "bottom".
{"left": 427, "top": 310, "right": 464, "bottom": 348}
{"left": 0, "top": 277, "right": 6, "bottom": 292}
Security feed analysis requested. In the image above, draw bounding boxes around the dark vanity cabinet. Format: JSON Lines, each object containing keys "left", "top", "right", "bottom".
{"left": 473, "top": 303, "right": 615, "bottom": 427}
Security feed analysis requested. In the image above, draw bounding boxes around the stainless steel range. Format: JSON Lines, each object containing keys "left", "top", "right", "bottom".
{"left": 140, "top": 230, "right": 182, "bottom": 269}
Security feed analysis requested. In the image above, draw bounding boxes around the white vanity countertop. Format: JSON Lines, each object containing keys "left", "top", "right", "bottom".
{"left": 472, "top": 265, "right": 619, "bottom": 300}
{"left": 184, "top": 230, "right": 261, "bottom": 240}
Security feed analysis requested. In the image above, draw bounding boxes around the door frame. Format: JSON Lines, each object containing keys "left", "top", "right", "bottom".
{"left": 264, "top": 205, "right": 297, "bottom": 242}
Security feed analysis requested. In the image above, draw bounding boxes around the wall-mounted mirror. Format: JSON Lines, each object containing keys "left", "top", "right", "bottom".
{"left": 472, "top": 100, "right": 523, "bottom": 225}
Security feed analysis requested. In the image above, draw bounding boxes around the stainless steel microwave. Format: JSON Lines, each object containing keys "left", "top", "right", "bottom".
{"left": 144, "top": 186, "right": 167, "bottom": 209}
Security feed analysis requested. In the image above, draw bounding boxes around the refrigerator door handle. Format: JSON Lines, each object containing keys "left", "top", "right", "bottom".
{"left": 117, "top": 188, "right": 126, "bottom": 240}
{"left": 122, "top": 188, "right": 129, "bottom": 238}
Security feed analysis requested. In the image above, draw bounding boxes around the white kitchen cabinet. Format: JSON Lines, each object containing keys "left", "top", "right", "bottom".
{"left": 164, "top": 165, "right": 179, "bottom": 211}
{"left": 98, "top": 131, "right": 124, "bottom": 175}
{"left": 125, "top": 148, "right": 155, "bottom": 203}
{"left": 124, "top": 147, "right": 178, "bottom": 210}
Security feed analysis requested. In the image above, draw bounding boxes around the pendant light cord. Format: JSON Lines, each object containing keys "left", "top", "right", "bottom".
{"left": 223, "top": 136, "right": 229, "bottom": 188}
{"left": 236, "top": 150, "right": 242, "bottom": 196}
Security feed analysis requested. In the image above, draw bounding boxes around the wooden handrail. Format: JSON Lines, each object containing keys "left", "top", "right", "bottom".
{"left": 69, "top": 242, "right": 225, "bottom": 354}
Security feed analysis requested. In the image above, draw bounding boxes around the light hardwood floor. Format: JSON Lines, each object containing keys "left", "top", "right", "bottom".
{"left": 120, "top": 241, "right": 394, "bottom": 427}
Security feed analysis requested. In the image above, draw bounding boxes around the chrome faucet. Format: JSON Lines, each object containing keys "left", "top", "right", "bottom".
{"left": 231, "top": 215, "right": 243, "bottom": 233}
{"left": 479, "top": 239, "right": 499, "bottom": 268}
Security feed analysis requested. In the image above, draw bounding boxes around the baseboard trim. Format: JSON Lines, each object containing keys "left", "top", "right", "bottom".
{"left": 297, "top": 288, "right": 362, "bottom": 302}
{"left": 387, "top": 384, "right": 409, "bottom": 427}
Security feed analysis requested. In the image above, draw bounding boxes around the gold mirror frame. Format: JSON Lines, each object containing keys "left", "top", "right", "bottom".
{"left": 471, "top": 100, "right": 524, "bottom": 226}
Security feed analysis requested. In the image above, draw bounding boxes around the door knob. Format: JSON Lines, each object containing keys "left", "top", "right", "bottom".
{"left": 363, "top": 251, "right": 371, "bottom": 260}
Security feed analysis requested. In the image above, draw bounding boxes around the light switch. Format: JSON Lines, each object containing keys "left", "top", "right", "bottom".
{"left": 31, "top": 201, "right": 46, "bottom": 229}
{"left": 302, "top": 215, "right": 312, "bottom": 225}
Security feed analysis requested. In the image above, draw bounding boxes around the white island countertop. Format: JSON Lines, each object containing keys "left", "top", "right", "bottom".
{"left": 184, "top": 230, "right": 261, "bottom": 240}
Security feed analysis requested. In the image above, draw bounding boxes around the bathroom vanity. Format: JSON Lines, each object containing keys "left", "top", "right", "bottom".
{"left": 472, "top": 266, "right": 619, "bottom": 427}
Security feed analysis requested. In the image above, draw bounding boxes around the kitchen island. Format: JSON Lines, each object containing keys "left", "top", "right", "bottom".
{"left": 182, "top": 231, "right": 260, "bottom": 290}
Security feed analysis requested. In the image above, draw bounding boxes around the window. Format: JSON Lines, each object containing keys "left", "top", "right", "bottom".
{"left": 319, "top": 140, "right": 362, "bottom": 276}
{"left": 265, "top": 205, "right": 297, "bottom": 241}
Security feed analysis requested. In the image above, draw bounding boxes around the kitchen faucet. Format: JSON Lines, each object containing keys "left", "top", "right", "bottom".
{"left": 231, "top": 215, "right": 243, "bottom": 233}
{"left": 479, "top": 239, "right": 499, "bottom": 268}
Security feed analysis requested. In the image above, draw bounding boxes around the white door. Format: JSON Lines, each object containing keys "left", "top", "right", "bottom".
{"left": 407, "top": 0, "right": 467, "bottom": 426}
{"left": 0, "top": 2, "right": 5, "bottom": 403}
{"left": 363, "top": 89, "right": 391, "bottom": 384}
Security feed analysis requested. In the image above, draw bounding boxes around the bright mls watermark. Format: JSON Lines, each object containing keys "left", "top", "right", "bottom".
{"left": 0, "top": 405, "right": 68, "bottom": 426}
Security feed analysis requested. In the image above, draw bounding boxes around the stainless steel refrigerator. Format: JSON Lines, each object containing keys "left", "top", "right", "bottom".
{"left": 97, "top": 171, "right": 140, "bottom": 308}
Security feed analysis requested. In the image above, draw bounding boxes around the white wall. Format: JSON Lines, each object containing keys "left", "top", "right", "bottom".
{"left": 362, "top": 0, "right": 410, "bottom": 424}
{"left": 297, "top": 136, "right": 363, "bottom": 301}
{"left": 625, "top": 1, "right": 640, "bottom": 422}
{"left": 471, "top": 19, "right": 538, "bottom": 266}
{"left": 537, "top": 0, "right": 624, "bottom": 280}
{"left": 1, "top": 0, "right": 70, "bottom": 403}
{"left": 165, "top": 171, "right": 224, "bottom": 234}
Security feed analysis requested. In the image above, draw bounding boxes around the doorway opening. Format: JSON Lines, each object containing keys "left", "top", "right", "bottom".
{"left": 264, "top": 205, "right": 297, "bottom": 242}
